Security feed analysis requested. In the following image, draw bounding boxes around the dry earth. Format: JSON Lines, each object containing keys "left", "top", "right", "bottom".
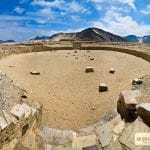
{"left": 0, "top": 50, "right": 150, "bottom": 130}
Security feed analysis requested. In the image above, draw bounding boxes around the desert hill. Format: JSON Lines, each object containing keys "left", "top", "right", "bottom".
{"left": 31, "top": 27, "right": 126, "bottom": 42}
{"left": 49, "top": 27, "right": 126, "bottom": 42}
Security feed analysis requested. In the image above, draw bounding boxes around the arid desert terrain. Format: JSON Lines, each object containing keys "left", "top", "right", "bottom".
{"left": 0, "top": 49, "right": 150, "bottom": 130}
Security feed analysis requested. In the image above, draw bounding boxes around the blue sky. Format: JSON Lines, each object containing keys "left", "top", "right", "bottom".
{"left": 0, "top": 0, "right": 150, "bottom": 41}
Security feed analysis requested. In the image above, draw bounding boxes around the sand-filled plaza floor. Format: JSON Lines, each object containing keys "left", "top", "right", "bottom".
{"left": 0, "top": 50, "right": 150, "bottom": 130}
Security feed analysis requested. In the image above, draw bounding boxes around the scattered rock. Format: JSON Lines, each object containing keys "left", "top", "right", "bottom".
{"left": 9, "top": 65, "right": 15, "bottom": 67}
{"left": 75, "top": 57, "right": 78, "bottom": 59}
{"left": 30, "top": 71, "right": 40, "bottom": 75}
{"left": 74, "top": 50, "right": 77, "bottom": 53}
{"left": 109, "top": 68, "right": 115, "bottom": 74}
{"left": 137, "top": 103, "right": 150, "bottom": 126}
{"left": 99, "top": 83, "right": 108, "bottom": 92}
{"left": 91, "top": 107, "right": 95, "bottom": 110}
{"left": 117, "top": 90, "right": 141, "bottom": 122}
{"left": 21, "top": 95, "right": 27, "bottom": 99}
{"left": 85, "top": 67, "right": 94, "bottom": 73}
{"left": 132, "top": 78, "right": 143, "bottom": 85}
{"left": 90, "top": 58, "right": 94, "bottom": 61}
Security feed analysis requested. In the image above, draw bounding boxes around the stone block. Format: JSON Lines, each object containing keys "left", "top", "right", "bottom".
{"left": 113, "top": 120, "right": 125, "bottom": 135}
{"left": 99, "top": 83, "right": 108, "bottom": 92}
{"left": 30, "top": 71, "right": 40, "bottom": 75}
{"left": 90, "top": 58, "right": 94, "bottom": 61}
{"left": 22, "top": 103, "right": 32, "bottom": 119}
{"left": 31, "top": 107, "right": 37, "bottom": 117}
{"left": 10, "top": 104, "right": 25, "bottom": 120}
{"left": 119, "top": 119, "right": 150, "bottom": 150}
{"left": 109, "top": 68, "right": 115, "bottom": 74}
{"left": 96, "top": 121, "right": 113, "bottom": 147}
{"left": 117, "top": 90, "right": 141, "bottom": 122}
{"left": 137, "top": 103, "right": 150, "bottom": 126}
{"left": 85, "top": 67, "right": 94, "bottom": 73}
{"left": 0, "top": 117, "right": 8, "bottom": 130}
{"left": 132, "top": 78, "right": 143, "bottom": 85}
{"left": 2, "top": 110, "right": 18, "bottom": 125}
{"left": 72, "top": 133, "right": 97, "bottom": 149}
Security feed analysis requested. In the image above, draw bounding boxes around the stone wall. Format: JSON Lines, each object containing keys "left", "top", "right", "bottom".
{"left": 0, "top": 73, "right": 42, "bottom": 149}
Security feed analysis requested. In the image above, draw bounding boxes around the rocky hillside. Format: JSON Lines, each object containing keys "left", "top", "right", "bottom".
{"left": 143, "top": 35, "right": 150, "bottom": 44}
{"left": 0, "top": 40, "right": 15, "bottom": 44}
{"left": 124, "top": 35, "right": 150, "bottom": 44}
{"left": 30, "top": 36, "right": 49, "bottom": 41}
{"left": 49, "top": 28, "right": 126, "bottom": 42}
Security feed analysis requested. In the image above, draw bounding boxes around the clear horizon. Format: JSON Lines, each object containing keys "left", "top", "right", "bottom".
{"left": 0, "top": 0, "right": 150, "bottom": 41}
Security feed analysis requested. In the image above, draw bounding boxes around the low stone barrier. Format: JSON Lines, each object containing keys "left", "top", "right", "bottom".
{"left": 0, "top": 103, "right": 41, "bottom": 149}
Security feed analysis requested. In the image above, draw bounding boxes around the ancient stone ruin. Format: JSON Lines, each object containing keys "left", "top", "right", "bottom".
{"left": 0, "top": 45, "right": 150, "bottom": 149}
{"left": 0, "top": 73, "right": 42, "bottom": 149}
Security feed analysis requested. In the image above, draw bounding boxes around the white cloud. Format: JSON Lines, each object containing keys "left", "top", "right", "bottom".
{"left": 71, "top": 15, "right": 80, "bottom": 22}
{"left": 140, "top": 5, "right": 150, "bottom": 15}
{"left": 32, "top": 0, "right": 87, "bottom": 13}
{"left": 88, "top": 0, "right": 136, "bottom": 10}
{"left": 69, "top": 1, "right": 85, "bottom": 12}
{"left": 14, "top": 6, "right": 25, "bottom": 14}
{"left": 118, "top": 0, "right": 136, "bottom": 10}
{"left": 32, "top": 0, "right": 65, "bottom": 8}
{"left": 88, "top": 0, "right": 105, "bottom": 3}
{"left": 91, "top": 10, "right": 150, "bottom": 36}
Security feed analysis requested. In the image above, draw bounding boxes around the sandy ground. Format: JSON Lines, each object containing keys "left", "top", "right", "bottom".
{"left": 0, "top": 50, "right": 150, "bottom": 130}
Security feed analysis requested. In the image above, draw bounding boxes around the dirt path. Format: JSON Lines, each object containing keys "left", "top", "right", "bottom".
{"left": 0, "top": 50, "right": 150, "bottom": 130}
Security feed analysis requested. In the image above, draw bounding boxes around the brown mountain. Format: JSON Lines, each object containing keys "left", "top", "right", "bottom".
{"left": 49, "top": 27, "right": 126, "bottom": 42}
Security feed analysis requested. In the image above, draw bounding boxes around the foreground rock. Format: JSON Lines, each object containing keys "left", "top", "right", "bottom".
{"left": 96, "top": 121, "right": 113, "bottom": 147}
{"left": 132, "top": 78, "right": 143, "bottom": 85}
{"left": 119, "top": 118, "right": 150, "bottom": 150}
{"left": 137, "top": 103, "right": 150, "bottom": 126}
{"left": 109, "top": 68, "right": 115, "bottom": 74}
{"left": 99, "top": 83, "right": 108, "bottom": 92}
{"left": 90, "top": 58, "right": 94, "bottom": 61}
{"left": 117, "top": 90, "right": 141, "bottom": 122}
{"left": 30, "top": 71, "right": 40, "bottom": 75}
{"left": 72, "top": 133, "right": 97, "bottom": 149}
{"left": 85, "top": 67, "right": 94, "bottom": 73}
